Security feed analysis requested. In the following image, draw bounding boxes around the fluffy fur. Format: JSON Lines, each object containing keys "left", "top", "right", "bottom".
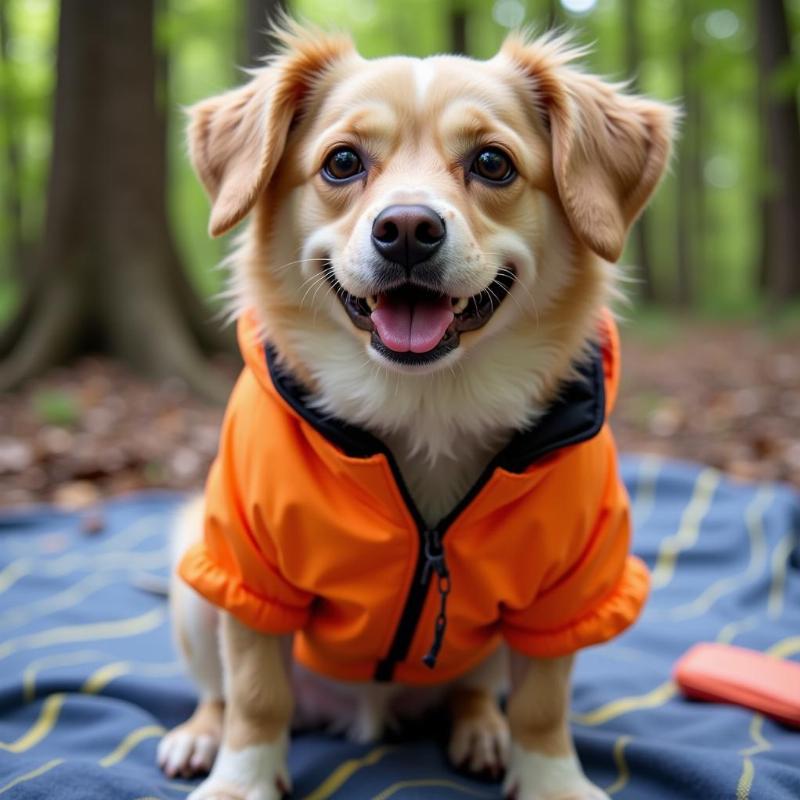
{"left": 189, "top": 21, "right": 675, "bottom": 523}
{"left": 167, "top": 19, "right": 677, "bottom": 800}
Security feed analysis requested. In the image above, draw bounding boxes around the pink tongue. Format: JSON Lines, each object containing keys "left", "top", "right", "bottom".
{"left": 371, "top": 294, "right": 454, "bottom": 353}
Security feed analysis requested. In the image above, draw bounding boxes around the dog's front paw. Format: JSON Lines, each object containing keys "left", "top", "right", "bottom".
{"left": 187, "top": 740, "right": 290, "bottom": 800}
{"left": 448, "top": 699, "right": 510, "bottom": 779}
{"left": 502, "top": 745, "right": 609, "bottom": 800}
{"left": 158, "top": 701, "right": 224, "bottom": 778}
{"left": 159, "top": 727, "right": 219, "bottom": 778}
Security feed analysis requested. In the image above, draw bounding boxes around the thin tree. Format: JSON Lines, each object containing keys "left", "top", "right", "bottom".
{"left": 0, "top": 0, "right": 228, "bottom": 399}
{"left": 757, "top": 0, "right": 800, "bottom": 303}
{"left": 622, "top": 0, "right": 657, "bottom": 304}
{"left": 546, "top": 0, "right": 561, "bottom": 29}
{"left": 244, "top": 0, "right": 286, "bottom": 68}
{"left": 449, "top": 0, "right": 468, "bottom": 55}
{"left": 675, "top": 0, "right": 700, "bottom": 308}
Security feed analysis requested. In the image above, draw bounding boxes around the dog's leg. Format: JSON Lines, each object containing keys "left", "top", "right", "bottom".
{"left": 504, "top": 652, "right": 608, "bottom": 800}
{"left": 448, "top": 645, "right": 510, "bottom": 779}
{"left": 189, "top": 614, "right": 293, "bottom": 800}
{"left": 158, "top": 578, "right": 224, "bottom": 776}
{"left": 160, "top": 498, "right": 225, "bottom": 777}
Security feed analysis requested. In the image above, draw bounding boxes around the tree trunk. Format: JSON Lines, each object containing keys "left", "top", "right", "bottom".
{"left": 675, "top": 0, "right": 699, "bottom": 308}
{"left": 0, "top": 0, "right": 230, "bottom": 401}
{"left": 449, "top": 3, "right": 467, "bottom": 55}
{"left": 545, "top": 0, "right": 560, "bottom": 29}
{"left": 245, "top": 0, "right": 286, "bottom": 68}
{"left": 757, "top": 0, "right": 800, "bottom": 303}
{"left": 622, "top": 0, "right": 657, "bottom": 304}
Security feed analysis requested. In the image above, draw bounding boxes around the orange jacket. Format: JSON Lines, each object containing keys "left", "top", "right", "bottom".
{"left": 180, "top": 311, "right": 648, "bottom": 685}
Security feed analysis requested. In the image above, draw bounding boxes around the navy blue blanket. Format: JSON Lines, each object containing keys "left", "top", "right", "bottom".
{"left": 1, "top": 456, "right": 799, "bottom": 799}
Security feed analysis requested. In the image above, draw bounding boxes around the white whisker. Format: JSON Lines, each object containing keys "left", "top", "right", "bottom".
{"left": 300, "top": 268, "right": 335, "bottom": 308}
{"left": 273, "top": 257, "right": 330, "bottom": 274}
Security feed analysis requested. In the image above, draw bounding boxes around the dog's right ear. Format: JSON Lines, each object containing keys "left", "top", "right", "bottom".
{"left": 501, "top": 32, "right": 677, "bottom": 262}
{"left": 188, "top": 23, "right": 355, "bottom": 238}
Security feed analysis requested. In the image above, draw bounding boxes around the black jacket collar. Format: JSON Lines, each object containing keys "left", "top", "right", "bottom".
{"left": 265, "top": 345, "right": 605, "bottom": 475}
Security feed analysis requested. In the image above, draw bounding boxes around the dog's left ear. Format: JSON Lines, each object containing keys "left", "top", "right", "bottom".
{"left": 188, "top": 23, "right": 355, "bottom": 238}
{"left": 502, "top": 35, "right": 678, "bottom": 262}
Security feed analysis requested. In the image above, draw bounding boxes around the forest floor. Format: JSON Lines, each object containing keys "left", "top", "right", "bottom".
{"left": 1, "top": 317, "right": 799, "bottom": 510}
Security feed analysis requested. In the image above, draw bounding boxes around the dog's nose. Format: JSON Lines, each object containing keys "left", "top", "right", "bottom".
{"left": 371, "top": 205, "right": 446, "bottom": 270}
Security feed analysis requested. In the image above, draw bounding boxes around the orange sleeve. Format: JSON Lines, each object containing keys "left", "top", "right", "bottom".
{"left": 178, "top": 369, "right": 313, "bottom": 635}
{"left": 501, "top": 436, "right": 649, "bottom": 659}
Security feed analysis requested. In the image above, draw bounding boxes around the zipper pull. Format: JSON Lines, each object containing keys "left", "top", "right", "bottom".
{"left": 421, "top": 529, "right": 447, "bottom": 584}
{"left": 421, "top": 529, "right": 451, "bottom": 669}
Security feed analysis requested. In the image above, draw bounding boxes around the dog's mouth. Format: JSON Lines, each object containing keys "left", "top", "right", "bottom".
{"left": 326, "top": 266, "right": 515, "bottom": 365}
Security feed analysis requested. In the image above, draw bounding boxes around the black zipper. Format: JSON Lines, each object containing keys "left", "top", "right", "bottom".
{"left": 373, "top": 453, "right": 504, "bottom": 681}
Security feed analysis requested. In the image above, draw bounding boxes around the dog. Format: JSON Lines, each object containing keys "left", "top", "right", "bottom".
{"left": 157, "top": 18, "right": 676, "bottom": 800}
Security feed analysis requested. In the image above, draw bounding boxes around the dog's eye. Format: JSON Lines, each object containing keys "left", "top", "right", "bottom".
{"left": 471, "top": 148, "right": 515, "bottom": 184}
{"left": 323, "top": 148, "right": 364, "bottom": 182}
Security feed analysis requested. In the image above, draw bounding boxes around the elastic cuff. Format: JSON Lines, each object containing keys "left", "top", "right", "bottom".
{"left": 178, "top": 543, "right": 310, "bottom": 635}
{"left": 502, "top": 555, "right": 650, "bottom": 659}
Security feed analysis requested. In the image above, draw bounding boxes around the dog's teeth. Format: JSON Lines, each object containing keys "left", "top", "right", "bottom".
{"left": 452, "top": 297, "right": 468, "bottom": 314}
{"left": 366, "top": 295, "right": 378, "bottom": 311}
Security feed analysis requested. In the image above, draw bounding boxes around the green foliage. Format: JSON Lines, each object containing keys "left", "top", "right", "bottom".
{"left": 32, "top": 388, "right": 79, "bottom": 427}
{"left": 2, "top": 0, "right": 55, "bottom": 228}
{"left": 161, "top": 0, "right": 242, "bottom": 303}
{"left": 0, "top": 0, "right": 56, "bottom": 314}
{"left": 0, "top": 0, "right": 798, "bottom": 325}
{"left": 0, "top": 278, "right": 18, "bottom": 321}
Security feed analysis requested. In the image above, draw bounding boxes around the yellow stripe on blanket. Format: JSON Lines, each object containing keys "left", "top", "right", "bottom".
{"left": 370, "top": 779, "right": 496, "bottom": 800}
{"left": 660, "top": 487, "right": 772, "bottom": 621}
{"left": 604, "top": 735, "right": 633, "bottom": 795}
{"left": 767, "top": 635, "right": 800, "bottom": 660}
{"left": 0, "top": 607, "right": 166, "bottom": 662}
{"left": 99, "top": 724, "right": 166, "bottom": 767}
{"left": 652, "top": 468, "right": 720, "bottom": 590}
{"left": 82, "top": 659, "right": 183, "bottom": 695}
{"left": 0, "top": 694, "right": 65, "bottom": 753}
{"left": 0, "top": 758, "right": 64, "bottom": 796}
{"left": 572, "top": 681, "right": 678, "bottom": 726}
{"left": 301, "top": 746, "right": 393, "bottom": 800}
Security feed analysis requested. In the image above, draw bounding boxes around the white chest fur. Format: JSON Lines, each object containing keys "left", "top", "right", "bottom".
{"left": 381, "top": 427, "right": 509, "bottom": 527}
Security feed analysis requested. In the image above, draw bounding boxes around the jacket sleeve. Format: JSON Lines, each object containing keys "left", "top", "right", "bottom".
{"left": 178, "top": 370, "right": 313, "bottom": 635}
{"left": 501, "top": 436, "right": 649, "bottom": 659}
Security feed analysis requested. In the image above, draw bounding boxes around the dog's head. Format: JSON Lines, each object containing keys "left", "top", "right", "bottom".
{"left": 189, "top": 21, "right": 675, "bottom": 389}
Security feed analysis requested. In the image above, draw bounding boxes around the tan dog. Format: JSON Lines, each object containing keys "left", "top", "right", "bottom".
{"left": 158, "top": 19, "right": 675, "bottom": 800}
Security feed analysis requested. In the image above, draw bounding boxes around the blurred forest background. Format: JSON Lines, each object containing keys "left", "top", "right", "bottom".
{"left": 1, "top": 0, "right": 799, "bottom": 507}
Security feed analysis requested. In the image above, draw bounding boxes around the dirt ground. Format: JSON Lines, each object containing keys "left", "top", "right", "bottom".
{"left": 1, "top": 319, "right": 798, "bottom": 509}
{"left": 614, "top": 319, "right": 800, "bottom": 486}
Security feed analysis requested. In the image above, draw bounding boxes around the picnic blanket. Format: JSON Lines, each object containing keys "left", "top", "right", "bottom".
{"left": 1, "top": 455, "right": 798, "bottom": 799}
